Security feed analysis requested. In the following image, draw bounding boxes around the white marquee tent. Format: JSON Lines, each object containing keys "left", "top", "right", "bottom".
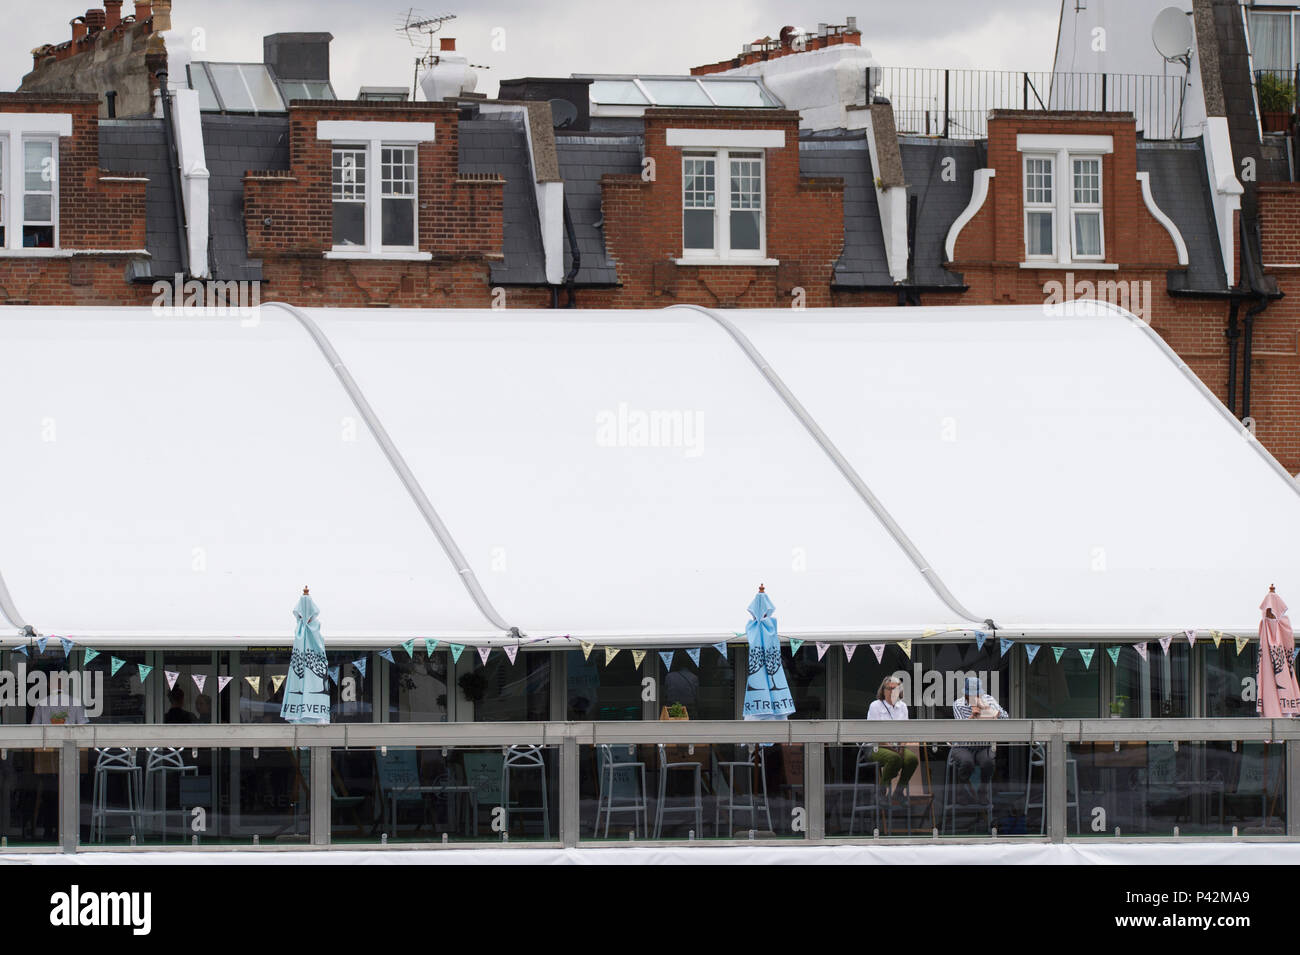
{"left": 0, "top": 302, "right": 1295, "bottom": 647}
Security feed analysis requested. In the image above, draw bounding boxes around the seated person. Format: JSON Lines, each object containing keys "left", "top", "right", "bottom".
{"left": 950, "top": 676, "right": 1007, "bottom": 788}
{"left": 866, "top": 676, "right": 918, "bottom": 799}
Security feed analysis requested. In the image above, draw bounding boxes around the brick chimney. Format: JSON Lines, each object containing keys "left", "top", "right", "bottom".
{"left": 691, "top": 17, "right": 862, "bottom": 75}
{"left": 85, "top": 8, "right": 106, "bottom": 34}
{"left": 151, "top": 0, "right": 171, "bottom": 31}
{"left": 105, "top": 0, "right": 122, "bottom": 29}
{"left": 133, "top": 1, "right": 151, "bottom": 20}
{"left": 71, "top": 17, "right": 88, "bottom": 44}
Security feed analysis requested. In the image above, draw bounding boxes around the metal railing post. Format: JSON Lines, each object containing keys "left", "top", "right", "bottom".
{"left": 59, "top": 739, "right": 78, "bottom": 853}
{"left": 1287, "top": 740, "right": 1300, "bottom": 838}
{"left": 1047, "top": 733, "right": 1066, "bottom": 843}
{"left": 943, "top": 68, "right": 950, "bottom": 137}
{"left": 806, "top": 741, "right": 825, "bottom": 841}
{"left": 310, "top": 744, "right": 330, "bottom": 847}
{"left": 560, "top": 736, "right": 579, "bottom": 848}
{"left": 1101, "top": 73, "right": 1108, "bottom": 112}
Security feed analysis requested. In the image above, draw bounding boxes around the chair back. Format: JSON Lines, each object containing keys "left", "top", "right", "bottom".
{"left": 94, "top": 747, "right": 137, "bottom": 770}
{"left": 504, "top": 744, "right": 545, "bottom": 770}
{"left": 145, "top": 747, "right": 187, "bottom": 771}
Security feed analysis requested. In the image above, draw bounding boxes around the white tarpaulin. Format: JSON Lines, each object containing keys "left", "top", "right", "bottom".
{"left": 0, "top": 302, "right": 1295, "bottom": 646}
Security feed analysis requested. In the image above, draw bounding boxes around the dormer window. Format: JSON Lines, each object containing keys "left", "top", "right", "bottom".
{"left": 0, "top": 112, "right": 70, "bottom": 253}
{"left": 1018, "top": 133, "right": 1113, "bottom": 269}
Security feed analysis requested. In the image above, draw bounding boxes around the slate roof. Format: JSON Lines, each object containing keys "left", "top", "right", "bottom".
{"left": 900, "top": 137, "right": 982, "bottom": 287}
{"left": 98, "top": 119, "right": 183, "bottom": 278}
{"left": 459, "top": 115, "right": 545, "bottom": 285}
{"left": 202, "top": 115, "right": 290, "bottom": 282}
{"left": 555, "top": 133, "right": 643, "bottom": 285}
{"left": 1137, "top": 139, "right": 1228, "bottom": 293}
{"left": 798, "top": 131, "right": 891, "bottom": 287}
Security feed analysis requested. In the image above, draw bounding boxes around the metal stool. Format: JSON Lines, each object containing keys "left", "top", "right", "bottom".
{"left": 848, "top": 744, "right": 886, "bottom": 835}
{"left": 501, "top": 745, "right": 550, "bottom": 840}
{"left": 595, "top": 744, "right": 647, "bottom": 838}
{"left": 714, "top": 743, "right": 773, "bottom": 836}
{"left": 943, "top": 746, "right": 995, "bottom": 835}
{"left": 142, "top": 747, "right": 197, "bottom": 841}
{"left": 91, "top": 747, "right": 141, "bottom": 843}
{"left": 1025, "top": 742, "right": 1081, "bottom": 834}
{"left": 653, "top": 743, "right": 702, "bottom": 838}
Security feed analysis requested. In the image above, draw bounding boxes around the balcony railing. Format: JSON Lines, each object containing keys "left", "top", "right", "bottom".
{"left": 880, "top": 68, "right": 1189, "bottom": 140}
{"left": 1255, "top": 68, "right": 1299, "bottom": 133}
{"left": 3, "top": 718, "right": 1296, "bottom": 851}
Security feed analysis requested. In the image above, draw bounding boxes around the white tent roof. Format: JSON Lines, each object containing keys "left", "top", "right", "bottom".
{"left": 0, "top": 303, "right": 1295, "bottom": 646}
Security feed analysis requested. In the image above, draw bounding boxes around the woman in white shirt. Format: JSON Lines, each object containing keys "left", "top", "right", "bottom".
{"left": 866, "top": 676, "right": 918, "bottom": 798}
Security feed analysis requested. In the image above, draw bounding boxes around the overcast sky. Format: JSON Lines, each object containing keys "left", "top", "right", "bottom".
{"left": 4, "top": 0, "right": 1062, "bottom": 97}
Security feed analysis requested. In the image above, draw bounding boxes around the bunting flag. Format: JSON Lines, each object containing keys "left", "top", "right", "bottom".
{"left": 631, "top": 649, "right": 646, "bottom": 669}
{"left": 353, "top": 656, "right": 368, "bottom": 677}
{"left": 1158, "top": 635, "right": 1172, "bottom": 655}
{"left": 922, "top": 629, "right": 939, "bottom": 638}
{"left": 580, "top": 642, "right": 594, "bottom": 661}
{"left": 11, "top": 644, "right": 28, "bottom": 657}
{"left": 1106, "top": 646, "right": 1121, "bottom": 666}
{"left": 192, "top": 673, "right": 207, "bottom": 693}
{"left": 1078, "top": 648, "right": 1095, "bottom": 669}
{"left": 59, "top": 637, "right": 74, "bottom": 656}
{"left": 270, "top": 674, "right": 285, "bottom": 694}
{"left": 504, "top": 644, "right": 519, "bottom": 665}
{"left": 843, "top": 644, "right": 857, "bottom": 662}
{"left": 1025, "top": 644, "right": 1041, "bottom": 664}
{"left": 217, "top": 675, "right": 233, "bottom": 694}
{"left": 815, "top": 642, "right": 830, "bottom": 661}
{"left": 659, "top": 651, "right": 674, "bottom": 670}
{"left": 245, "top": 675, "right": 261, "bottom": 695}
{"left": 974, "top": 631, "right": 987, "bottom": 652}
{"left": 425, "top": 639, "right": 440, "bottom": 657}
{"left": 999, "top": 638, "right": 1013, "bottom": 658}
{"left": 685, "top": 647, "right": 701, "bottom": 667}
{"left": 1184, "top": 629, "right": 1197, "bottom": 647}
{"left": 1211, "top": 631, "right": 1223, "bottom": 649}
{"left": 1052, "top": 646, "right": 1066, "bottom": 663}
{"left": 401, "top": 640, "right": 415, "bottom": 659}
{"left": 165, "top": 670, "right": 179, "bottom": 690}
{"left": 603, "top": 646, "right": 620, "bottom": 665}
{"left": 1235, "top": 636, "right": 1250, "bottom": 656}
{"left": 327, "top": 666, "right": 340, "bottom": 686}
{"left": 477, "top": 646, "right": 492, "bottom": 665}
{"left": 1135, "top": 642, "right": 1149, "bottom": 662}
{"left": 898, "top": 639, "right": 912, "bottom": 659}
{"left": 790, "top": 639, "right": 804, "bottom": 656}
{"left": 36, "top": 637, "right": 47, "bottom": 654}
{"left": 733, "top": 632, "right": 744, "bottom": 639}
{"left": 713, "top": 642, "right": 728, "bottom": 659}
{"left": 82, "top": 647, "right": 98, "bottom": 665}
{"left": 137, "top": 663, "right": 153, "bottom": 683}
{"left": 378, "top": 648, "right": 395, "bottom": 665}
{"left": 870, "top": 644, "right": 885, "bottom": 663}
{"left": 110, "top": 657, "right": 125, "bottom": 676}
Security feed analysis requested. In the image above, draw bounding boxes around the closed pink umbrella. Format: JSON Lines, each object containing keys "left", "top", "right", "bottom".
{"left": 1256, "top": 585, "right": 1300, "bottom": 718}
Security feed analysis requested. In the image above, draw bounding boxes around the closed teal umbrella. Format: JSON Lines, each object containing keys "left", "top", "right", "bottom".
{"left": 742, "top": 585, "right": 795, "bottom": 720}
{"left": 281, "top": 587, "right": 330, "bottom": 724}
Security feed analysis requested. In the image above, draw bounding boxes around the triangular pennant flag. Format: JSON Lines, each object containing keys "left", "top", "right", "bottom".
{"left": 1184, "top": 629, "right": 1197, "bottom": 647}
{"left": 378, "top": 648, "right": 395, "bottom": 665}
{"left": 36, "top": 637, "right": 47, "bottom": 654}
{"left": 1052, "top": 646, "right": 1066, "bottom": 663}
{"left": 658, "top": 651, "right": 674, "bottom": 671}
{"left": 137, "top": 663, "right": 153, "bottom": 683}
{"left": 898, "top": 639, "right": 912, "bottom": 659}
{"left": 713, "top": 642, "right": 728, "bottom": 659}
{"left": 504, "top": 644, "right": 519, "bottom": 665}
{"left": 580, "top": 641, "right": 594, "bottom": 661}
{"left": 59, "top": 637, "right": 73, "bottom": 656}
{"left": 631, "top": 649, "right": 646, "bottom": 669}
{"left": 110, "top": 656, "right": 125, "bottom": 676}
{"left": 1158, "top": 635, "right": 1172, "bottom": 655}
{"left": 1211, "top": 631, "right": 1222, "bottom": 649}
{"left": 401, "top": 640, "right": 415, "bottom": 659}
{"left": 425, "top": 638, "right": 440, "bottom": 656}
{"left": 449, "top": 644, "right": 465, "bottom": 664}
{"left": 733, "top": 632, "right": 744, "bottom": 639}
{"left": 974, "top": 631, "right": 987, "bottom": 652}
{"left": 245, "top": 675, "right": 261, "bottom": 694}
{"left": 83, "top": 647, "right": 99, "bottom": 665}
{"left": 1024, "top": 644, "right": 1040, "bottom": 664}
{"left": 922, "top": 629, "right": 938, "bottom": 638}
{"left": 217, "top": 675, "right": 233, "bottom": 694}
{"left": 327, "top": 666, "right": 340, "bottom": 686}
{"left": 270, "top": 674, "right": 285, "bottom": 693}
{"left": 685, "top": 648, "right": 701, "bottom": 667}
{"left": 870, "top": 644, "right": 885, "bottom": 663}
{"left": 604, "top": 646, "right": 620, "bottom": 665}
{"left": 790, "top": 639, "right": 804, "bottom": 656}
{"left": 353, "top": 656, "right": 368, "bottom": 678}
{"left": 477, "top": 646, "right": 492, "bottom": 664}
{"left": 1078, "top": 648, "right": 1095, "bottom": 669}
{"left": 999, "top": 638, "right": 1013, "bottom": 657}
{"left": 1106, "top": 646, "right": 1121, "bottom": 666}
{"left": 192, "top": 673, "right": 207, "bottom": 693}
{"left": 1135, "top": 642, "right": 1149, "bottom": 662}
{"left": 815, "top": 642, "right": 830, "bottom": 661}
{"left": 1235, "top": 636, "right": 1249, "bottom": 656}
{"left": 11, "top": 644, "right": 28, "bottom": 657}
{"left": 843, "top": 644, "right": 857, "bottom": 662}
{"left": 165, "top": 670, "right": 180, "bottom": 690}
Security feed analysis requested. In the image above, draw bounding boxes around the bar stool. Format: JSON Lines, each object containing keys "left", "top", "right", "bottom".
{"left": 653, "top": 743, "right": 702, "bottom": 838}
{"left": 501, "top": 745, "right": 550, "bottom": 840}
{"left": 142, "top": 747, "right": 197, "bottom": 841}
{"left": 943, "top": 746, "right": 995, "bottom": 835}
{"left": 91, "top": 747, "right": 141, "bottom": 843}
{"left": 714, "top": 743, "right": 773, "bottom": 836}
{"left": 1025, "top": 742, "right": 1081, "bottom": 834}
{"left": 848, "top": 744, "right": 886, "bottom": 835}
{"left": 595, "top": 744, "right": 647, "bottom": 838}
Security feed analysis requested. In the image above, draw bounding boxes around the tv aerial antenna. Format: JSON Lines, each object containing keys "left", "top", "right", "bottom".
{"left": 396, "top": 10, "right": 488, "bottom": 100}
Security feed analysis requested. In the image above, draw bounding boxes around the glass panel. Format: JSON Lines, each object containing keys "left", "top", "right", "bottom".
{"left": 22, "top": 195, "right": 51, "bottom": 222}
{"left": 783, "top": 646, "right": 827, "bottom": 718}
{"left": 388, "top": 649, "right": 450, "bottom": 722}
{"left": 638, "top": 79, "right": 713, "bottom": 106}
{"left": 579, "top": 742, "right": 805, "bottom": 841}
{"left": 380, "top": 146, "right": 416, "bottom": 196}
{"left": 588, "top": 79, "right": 648, "bottom": 105}
{"left": 657, "top": 650, "right": 735, "bottom": 720}
{"left": 566, "top": 649, "right": 642, "bottom": 720}
{"left": 1072, "top": 157, "right": 1100, "bottom": 204}
{"left": 205, "top": 63, "right": 255, "bottom": 112}
{"left": 843, "top": 643, "right": 912, "bottom": 717}
{"left": 0, "top": 751, "right": 62, "bottom": 846}
{"left": 682, "top": 156, "right": 715, "bottom": 208}
{"left": 160, "top": 651, "right": 230, "bottom": 724}
{"left": 332, "top": 202, "right": 365, "bottom": 247}
{"left": 239, "top": 64, "right": 285, "bottom": 112}
{"left": 1026, "top": 210, "right": 1054, "bottom": 256}
{"left": 1073, "top": 211, "right": 1102, "bottom": 257}
{"left": 381, "top": 197, "right": 415, "bottom": 246}
{"left": 24, "top": 140, "right": 53, "bottom": 192}
{"left": 239, "top": 649, "right": 373, "bottom": 724}
{"left": 1024, "top": 156, "right": 1053, "bottom": 203}
{"left": 730, "top": 211, "right": 761, "bottom": 250}
{"left": 702, "top": 80, "right": 773, "bottom": 107}
{"left": 332, "top": 148, "right": 366, "bottom": 200}
{"left": 919, "top": 641, "right": 1011, "bottom": 719}
{"left": 1025, "top": 644, "right": 1101, "bottom": 717}
{"left": 1205, "top": 641, "right": 1258, "bottom": 717}
{"left": 189, "top": 63, "right": 220, "bottom": 110}
{"left": 683, "top": 209, "right": 713, "bottom": 250}
{"left": 1115, "top": 643, "right": 1189, "bottom": 718}
{"left": 468, "top": 652, "right": 550, "bottom": 721}
{"left": 1249, "top": 12, "right": 1292, "bottom": 73}
{"left": 279, "top": 80, "right": 332, "bottom": 102}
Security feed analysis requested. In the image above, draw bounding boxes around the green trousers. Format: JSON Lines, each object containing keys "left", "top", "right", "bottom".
{"left": 869, "top": 746, "right": 919, "bottom": 787}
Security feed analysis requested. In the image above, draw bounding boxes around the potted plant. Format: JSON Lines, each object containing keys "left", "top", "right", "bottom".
{"left": 1108, "top": 695, "right": 1129, "bottom": 719}
{"left": 660, "top": 702, "right": 689, "bottom": 721}
{"left": 49, "top": 710, "right": 68, "bottom": 725}
{"left": 1259, "top": 73, "right": 1295, "bottom": 132}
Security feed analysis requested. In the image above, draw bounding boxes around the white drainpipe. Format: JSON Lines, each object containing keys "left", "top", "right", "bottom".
{"left": 154, "top": 33, "right": 211, "bottom": 279}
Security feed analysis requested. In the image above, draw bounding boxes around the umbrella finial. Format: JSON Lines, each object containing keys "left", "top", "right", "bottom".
{"left": 303, "top": 585, "right": 310, "bottom": 595}
{"left": 758, "top": 583, "right": 765, "bottom": 593}
{"left": 1271, "top": 583, "right": 1276, "bottom": 593}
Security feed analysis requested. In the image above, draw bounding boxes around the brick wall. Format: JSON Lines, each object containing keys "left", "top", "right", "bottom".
{"left": 1253, "top": 184, "right": 1300, "bottom": 471}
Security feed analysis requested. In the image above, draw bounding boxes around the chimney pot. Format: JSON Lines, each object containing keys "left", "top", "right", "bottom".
{"left": 85, "top": 8, "right": 106, "bottom": 33}
{"left": 134, "top": 1, "right": 152, "bottom": 21}
{"left": 846, "top": 15, "right": 857, "bottom": 31}
{"left": 152, "top": 0, "right": 171, "bottom": 30}
{"left": 71, "top": 18, "right": 88, "bottom": 44}
{"left": 440, "top": 37, "right": 456, "bottom": 52}
{"left": 105, "top": 0, "right": 122, "bottom": 29}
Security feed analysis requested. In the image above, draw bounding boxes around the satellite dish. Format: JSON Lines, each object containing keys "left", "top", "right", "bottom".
{"left": 549, "top": 97, "right": 578, "bottom": 129}
{"left": 1152, "top": 7, "right": 1194, "bottom": 64}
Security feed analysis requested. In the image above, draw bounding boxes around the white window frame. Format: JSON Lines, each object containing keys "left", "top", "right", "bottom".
{"left": 1022, "top": 153, "right": 1056, "bottom": 262}
{"left": 0, "top": 133, "right": 63, "bottom": 253}
{"left": 677, "top": 148, "right": 771, "bottom": 264}
{"left": 1017, "top": 133, "right": 1114, "bottom": 269}
{"left": 1069, "top": 155, "right": 1104, "bottom": 262}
